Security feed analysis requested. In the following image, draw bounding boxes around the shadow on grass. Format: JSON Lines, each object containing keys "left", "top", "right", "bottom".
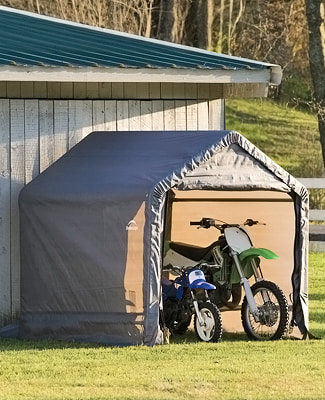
{"left": 1, "top": 329, "right": 323, "bottom": 351}
{"left": 169, "top": 329, "right": 251, "bottom": 344}
{"left": 0, "top": 331, "right": 249, "bottom": 351}
{"left": 309, "top": 292, "right": 325, "bottom": 301}
{"left": 1, "top": 320, "right": 324, "bottom": 351}
{"left": 309, "top": 310, "right": 325, "bottom": 321}
{"left": 0, "top": 336, "right": 107, "bottom": 351}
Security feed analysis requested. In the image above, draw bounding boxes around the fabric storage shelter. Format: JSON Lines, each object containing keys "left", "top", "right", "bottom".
{"left": 18, "top": 130, "right": 309, "bottom": 346}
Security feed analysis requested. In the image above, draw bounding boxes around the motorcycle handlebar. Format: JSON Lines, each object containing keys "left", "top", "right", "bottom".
{"left": 244, "top": 218, "right": 258, "bottom": 226}
{"left": 190, "top": 218, "right": 265, "bottom": 229}
{"left": 163, "top": 264, "right": 197, "bottom": 275}
{"left": 190, "top": 218, "right": 216, "bottom": 229}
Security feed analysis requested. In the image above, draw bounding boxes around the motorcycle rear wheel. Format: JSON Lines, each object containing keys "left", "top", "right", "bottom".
{"left": 241, "top": 280, "right": 289, "bottom": 340}
{"left": 209, "top": 283, "right": 242, "bottom": 310}
{"left": 162, "top": 299, "right": 192, "bottom": 335}
{"left": 194, "top": 302, "right": 223, "bottom": 343}
{"left": 173, "top": 318, "right": 192, "bottom": 335}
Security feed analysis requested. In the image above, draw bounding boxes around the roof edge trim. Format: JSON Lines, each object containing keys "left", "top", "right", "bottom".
{"left": 0, "top": 66, "right": 272, "bottom": 84}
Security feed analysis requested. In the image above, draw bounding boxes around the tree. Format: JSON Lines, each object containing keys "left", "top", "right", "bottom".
{"left": 305, "top": 0, "right": 325, "bottom": 167}
{"left": 196, "top": 0, "right": 214, "bottom": 49}
{"left": 155, "top": 0, "right": 191, "bottom": 43}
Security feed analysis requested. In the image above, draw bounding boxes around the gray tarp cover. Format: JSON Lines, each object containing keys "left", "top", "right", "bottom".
{"left": 18, "top": 130, "right": 309, "bottom": 346}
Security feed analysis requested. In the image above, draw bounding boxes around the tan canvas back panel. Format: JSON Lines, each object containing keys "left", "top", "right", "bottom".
{"left": 168, "top": 189, "right": 295, "bottom": 332}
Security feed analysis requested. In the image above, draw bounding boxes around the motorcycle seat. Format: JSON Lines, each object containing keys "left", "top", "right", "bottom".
{"left": 169, "top": 241, "right": 220, "bottom": 262}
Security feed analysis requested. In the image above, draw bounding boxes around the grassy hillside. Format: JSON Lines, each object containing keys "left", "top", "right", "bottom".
{"left": 225, "top": 99, "right": 324, "bottom": 177}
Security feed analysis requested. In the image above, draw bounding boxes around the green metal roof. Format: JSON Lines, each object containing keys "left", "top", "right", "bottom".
{"left": 0, "top": 6, "right": 281, "bottom": 84}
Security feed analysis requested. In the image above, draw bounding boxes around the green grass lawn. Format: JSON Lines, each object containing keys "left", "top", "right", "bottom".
{"left": 0, "top": 253, "right": 324, "bottom": 400}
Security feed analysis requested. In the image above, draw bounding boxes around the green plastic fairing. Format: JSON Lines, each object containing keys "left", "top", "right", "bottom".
{"left": 239, "top": 248, "right": 279, "bottom": 261}
{"left": 230, "top": 248, "right": 279, "bottom": 284}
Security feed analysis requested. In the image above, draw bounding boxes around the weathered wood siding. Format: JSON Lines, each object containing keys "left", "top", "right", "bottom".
{"left": 0, "top": 81, "right": 267, "bottom": 100}
{"left": 0, "top": 97, "right": 224, "bottom": 324}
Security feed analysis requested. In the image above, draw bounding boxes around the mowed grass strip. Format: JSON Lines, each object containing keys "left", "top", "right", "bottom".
{"left": 0, "top": 253, "right": 324, "bottom": 400}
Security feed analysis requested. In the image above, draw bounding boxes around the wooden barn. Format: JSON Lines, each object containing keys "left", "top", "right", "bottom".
{"left": 0, "top": 6, "right": 282, "bottom": 326}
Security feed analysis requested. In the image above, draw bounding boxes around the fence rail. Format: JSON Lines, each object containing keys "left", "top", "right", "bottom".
{"left": 298, "top": 178, "right": 325, "bottom": 252}
{"left": 298, "top": 178, "right": 325, "bottom": 221}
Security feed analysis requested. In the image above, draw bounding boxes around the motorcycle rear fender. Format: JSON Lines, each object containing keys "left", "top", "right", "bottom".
{"left": 230, "top": 248, "right": 279, "bottom": 284}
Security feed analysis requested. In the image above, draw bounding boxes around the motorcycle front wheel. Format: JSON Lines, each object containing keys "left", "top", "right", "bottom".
{"left": 241, "top": 280, "right": 289, "bottom": 340}
{"left": 194, "top": 302, "right": 223, "bottom": 343}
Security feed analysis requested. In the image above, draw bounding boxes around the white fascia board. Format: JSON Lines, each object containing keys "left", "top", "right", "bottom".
{"left": 0, "top": 66, "right": 275, "bottom": 85}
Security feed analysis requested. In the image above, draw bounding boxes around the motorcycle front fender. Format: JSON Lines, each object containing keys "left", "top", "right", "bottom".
{"left": 239, "top": 247, "right": 279, "bottom": 262}
{"left": 190, "top": 281, "right": 216, "bottom": 290}
{"left": 230, "top": 248, "right": 279, "bottom": 284}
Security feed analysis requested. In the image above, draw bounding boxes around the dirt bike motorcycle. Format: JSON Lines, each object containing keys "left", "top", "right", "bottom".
{"left": 161, "top": 264, "right": 223, "bottom": 343}
{"left": 163, "top": 218, "right": 289, "bottom": 340}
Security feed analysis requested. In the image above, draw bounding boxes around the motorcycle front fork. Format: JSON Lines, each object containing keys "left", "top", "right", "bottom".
{"left": 231, "top": 251, "right": 262, "bottom": 322}
{"left": 191, "top": 291, "right": 206, "bottom": 326}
